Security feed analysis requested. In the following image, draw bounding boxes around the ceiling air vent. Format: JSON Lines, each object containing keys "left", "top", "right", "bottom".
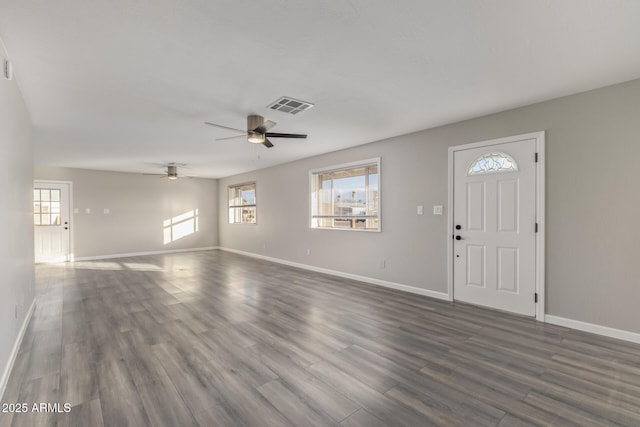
{"left": 3, "top": 59, "right": 12, "bottom": 80}
{"left": 267, "top": 96, "right": 314, "bottom": 115}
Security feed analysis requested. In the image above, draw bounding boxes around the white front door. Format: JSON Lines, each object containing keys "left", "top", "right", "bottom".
{"left": 34, "top": 182, "right": 71, "bottom": 263}
{"left": 452, "top": 136, "right": 538, "bottom": 316}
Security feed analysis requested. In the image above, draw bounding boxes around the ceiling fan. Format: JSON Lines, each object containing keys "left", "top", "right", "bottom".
{"left": 144, "top": 163, "right": 191, "bottom": 180}
{"left": 205, "top": 115, "right": 307, "bottom": 148}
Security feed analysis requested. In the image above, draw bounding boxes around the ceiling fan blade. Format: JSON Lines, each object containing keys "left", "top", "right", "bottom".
{"left": 263, "top": 120, "right": 277, "bottom": 131}
{"left": 263, "top": 138, "right": 274, "bottom": 148}
{"left": 204, "top": 121, "right": 246, "bottom": 133}
{"left": 253, "top": 120, "right": 277, "bottom": 134}
{"left": 265, "top": 132, "right": 307, "bottom": 139}
{"left": 216, "top": 135, "right": 246, "bottom": 141}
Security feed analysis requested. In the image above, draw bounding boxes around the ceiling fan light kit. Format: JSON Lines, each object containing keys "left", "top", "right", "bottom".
{"left": 247, "top": 133, "right": 265, "bottom": 144}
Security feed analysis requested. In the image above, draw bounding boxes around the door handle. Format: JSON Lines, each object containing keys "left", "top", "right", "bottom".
{"left": 455, "top": 225, "right": 462, "bottom": 230}
{"left": 455, "top": 235, "right": 462, "bottom": 240}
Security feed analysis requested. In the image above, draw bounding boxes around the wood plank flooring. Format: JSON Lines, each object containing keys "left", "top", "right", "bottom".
{"left": 2, "top": 250, "right": 640, "bottom": 426}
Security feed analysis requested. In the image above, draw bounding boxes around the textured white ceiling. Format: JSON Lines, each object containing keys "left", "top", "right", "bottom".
{"left": 1, "top": 0, "right": 640, "bottom": 178}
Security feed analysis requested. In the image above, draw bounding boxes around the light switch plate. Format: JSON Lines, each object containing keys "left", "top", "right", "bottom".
{"left": 85, "top": 208, "right": 91, "bottom": 214}
{"left": 433, "top": 205, "right": 443, "bottom": 215}
{"left": 417, "top": 205, "right": 424, "bottom": 215}
{"left": 103, "top": 208, "right": 110, "bottom": 214}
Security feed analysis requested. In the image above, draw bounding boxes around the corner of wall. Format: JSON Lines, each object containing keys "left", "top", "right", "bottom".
{"left": 0, "top": 35, "right": 37, "bottom": 400}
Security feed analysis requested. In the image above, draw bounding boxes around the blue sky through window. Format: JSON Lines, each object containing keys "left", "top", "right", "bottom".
{"left": 321, "top": 174, "right": 378, "bottom": 204}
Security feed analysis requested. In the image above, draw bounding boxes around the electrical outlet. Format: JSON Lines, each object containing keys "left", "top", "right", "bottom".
{"left": 306, "top": 249, "right": 311, "bottom": 255}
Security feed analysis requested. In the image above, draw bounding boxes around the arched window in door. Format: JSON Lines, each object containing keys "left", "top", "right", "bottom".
{"left": 468, "top": 152, "right": 518, "bottom": 175}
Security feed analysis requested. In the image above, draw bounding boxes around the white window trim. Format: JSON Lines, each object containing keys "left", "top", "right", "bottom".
{"left": 228, "top": 181, "right": 257, "bottom": 225}
{"left": 308, "top": 157, "right": 381, "bottom": 232}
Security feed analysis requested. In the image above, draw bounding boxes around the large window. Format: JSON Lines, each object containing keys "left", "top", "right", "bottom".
{"left": 310, "top": 158, "right": 380, "bottom": 231}
{"left": 228, "top": 183, "right": 256, "bottom": 224}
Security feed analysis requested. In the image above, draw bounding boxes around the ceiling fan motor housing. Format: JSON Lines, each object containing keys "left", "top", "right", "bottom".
{"left": 247, "top": 115, "right": 266, "bottom": 143}
{"left": 247, "top": 115, "right": 264, "bottom": 131}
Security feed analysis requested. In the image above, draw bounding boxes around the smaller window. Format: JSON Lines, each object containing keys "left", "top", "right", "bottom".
{"left": 228, "top": 183, "right": 256, "bottom": 224}
{"left": 468, "top": 152, "right": 518, "bottom": 175}
{"left": 33, "top": 188, "right": 61, "bottom": 226}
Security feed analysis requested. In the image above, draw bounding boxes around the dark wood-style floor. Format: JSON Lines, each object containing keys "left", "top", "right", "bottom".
{"left": 2, "top": 250, "right": 640, "bottom": 426}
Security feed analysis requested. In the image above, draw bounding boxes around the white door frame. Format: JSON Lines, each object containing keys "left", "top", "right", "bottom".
{"left": 33, "top": 180, "right": 74, "bottom": 262}
{"left": 447, "top": 131, "right": 546, "bottom": 321}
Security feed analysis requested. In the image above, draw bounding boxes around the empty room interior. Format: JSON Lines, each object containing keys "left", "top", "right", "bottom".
{"left": 2, "top": 1, "right": 640, "bottom": 426}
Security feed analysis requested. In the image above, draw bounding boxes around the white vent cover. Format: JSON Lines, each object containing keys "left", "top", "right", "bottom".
{"left": 267, "top": 96, "right": 314, "bottom": 115}
{"left": 3, "top": 59, "right": 12, "bottom": 80}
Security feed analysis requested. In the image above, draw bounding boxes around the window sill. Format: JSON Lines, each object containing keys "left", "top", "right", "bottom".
{"left": 310, "top": 226, "right": 381, "bottom": 233}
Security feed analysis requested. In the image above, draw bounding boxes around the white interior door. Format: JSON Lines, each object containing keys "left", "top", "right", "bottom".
{"left": 453, "top": 137, "right": 537, "bottom": 316}
{"left": 34, "top": 182, "right": 71, "bottom": 263}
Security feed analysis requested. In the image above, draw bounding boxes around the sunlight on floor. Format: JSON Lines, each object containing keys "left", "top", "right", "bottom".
{"left": 72, "top": 261, "right": 123, "bottom": 270}
{"left": 122, "top": 262, "right": 164, "bottom": 272}
{"left": 71, "top": 261, "right": 164, "bottom": 271}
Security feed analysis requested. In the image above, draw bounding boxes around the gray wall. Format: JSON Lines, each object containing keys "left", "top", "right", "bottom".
{"left": 0, "top": 42, "right": 35, "bottom": 391}
{"left": 219, "top": 78, "right": 640, "bottom": 334}
{"left": 34, "top": 167, "right": 219, "bottom": 259}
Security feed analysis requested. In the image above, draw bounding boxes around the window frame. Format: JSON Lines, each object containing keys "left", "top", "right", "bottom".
{"left": 309, "top": 157, "right": 381, "bottom": 232}
{"left": 467, "top": 151, "right": 518, "bottom": 175}
{"left": 33, "top": 187, "right": 62, "bottom": 226}
{"left": 228, "top": 182, "right": 257, "bottom": 225}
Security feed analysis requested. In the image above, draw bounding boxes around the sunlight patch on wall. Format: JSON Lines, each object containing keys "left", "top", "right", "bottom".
{"left": 164, "top": 209, "right": 199, "bottom": 244}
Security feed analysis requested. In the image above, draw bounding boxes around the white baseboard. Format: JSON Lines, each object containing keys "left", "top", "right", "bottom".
{"left": 0, "top": 299, "right": 36, "bottom": 401}
{"left": 219, "top": 248, "right": 640, "bottom": 345}
{"left": 218, "top": 247, "right": 449, "bottom": 301}
{"left": 546, "top": 315, "right": 640, "bottom": 344}
{"left": 73, "top": 246, "right": 219, "bottom": 262}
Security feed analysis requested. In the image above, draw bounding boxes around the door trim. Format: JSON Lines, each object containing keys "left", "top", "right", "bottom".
{"left": 33, "top": 180, "right": 74, "bottom": 263}
{"left": 447, "top": 131, "right": 545, "bottom": 321}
